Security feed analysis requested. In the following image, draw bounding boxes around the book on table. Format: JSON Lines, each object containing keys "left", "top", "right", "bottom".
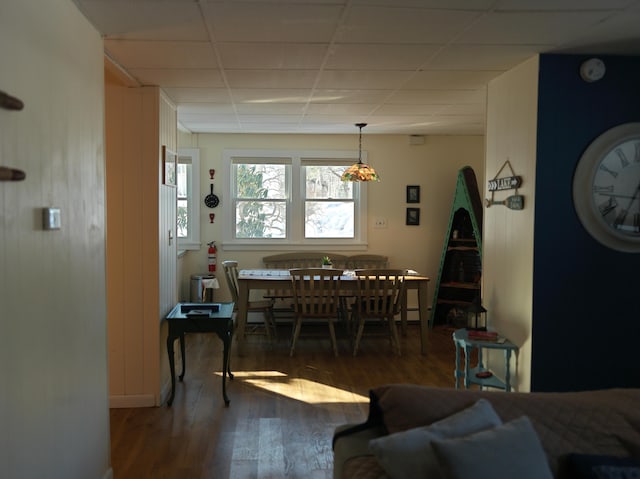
{"left": 467, "top": 330, "right": 498, "bottom": 341}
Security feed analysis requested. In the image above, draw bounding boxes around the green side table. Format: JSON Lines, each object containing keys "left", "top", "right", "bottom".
{"left": 453, "top": 328, "right": 518, "bottom": 391}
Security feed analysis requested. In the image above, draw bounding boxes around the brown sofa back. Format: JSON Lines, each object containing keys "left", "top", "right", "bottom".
{"left": 370, "top": 384, "right": 640, "bottom": 477}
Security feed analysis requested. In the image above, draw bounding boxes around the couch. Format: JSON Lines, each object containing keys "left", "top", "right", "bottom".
{"left": 333, "top": 384, "right": 640, "bottom": 479}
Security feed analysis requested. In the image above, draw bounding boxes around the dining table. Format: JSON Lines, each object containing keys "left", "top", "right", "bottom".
{"left": 235, "top": 269, "right": 430, "bottom": 354}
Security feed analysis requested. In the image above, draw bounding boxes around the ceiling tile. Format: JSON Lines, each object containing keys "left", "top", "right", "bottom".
{"left": 226, "top": 70, "right": 319, "bottom": 88}
{"left": 373, "top": 104, "right": 444, "bottom": 115}
{"left": 75, "top": 0, "right": 640, "bottom": 134}
{"left": 335, "top": 6, "right": 480, "bottom": 43}
{"left": 310, "top": 89, "right": 391, "bottom": 103}
{"left": 218, "top": 43, "right": 328, "bottom": 69}
{"left": 105, "top": 40, "right": 217, "bottom": 69}
{"left": 387, "top": 89, "right": 486, "bottom": 104}
{"left": 203, "top": 3, "right": 344, "bottom": 42}
{"left": 457, "top": 11, "right": 614, "bottom": 45}
{"left": 316, "top": 70, "right": 414, "bottom": 89}
{"left": 128, "top": 68, "right": 225, "bottom": 87}
{"left": 77, "top": 1, "right": 207, "bottom": 40}
{"left": 236, "top": 103, "right": 307, "bottom": 115}
{"left": 305, "top": 103, "right": 377, "bottom": 115}
{"left": 178, "top": 104, "right": 236, "bottom": 115}
{"left": 325, "top": 44, "right": 442, "bottom": 70}
{"left": 403, "top": 70, "right": 503, "bottom": 90}
{"left": 429, "top": 45, "right": 544, "bottom": 70}
{"left": 162, "top": 88, "right": 232, "bottom": 103}
{"left": 231, "top": 89, "right": 313, "bottom": 103}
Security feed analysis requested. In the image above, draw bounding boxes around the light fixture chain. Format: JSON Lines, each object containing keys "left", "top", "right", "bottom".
{"left": 359, "top": 125, "right": 362, "bottom": 163}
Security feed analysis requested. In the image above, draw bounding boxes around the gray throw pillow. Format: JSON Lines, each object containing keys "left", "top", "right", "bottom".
{"left": 368, "top": 398, "right": 502, "bottom": 479}
{"left": 431, "top": 415, "right": 553, "bottom": 479}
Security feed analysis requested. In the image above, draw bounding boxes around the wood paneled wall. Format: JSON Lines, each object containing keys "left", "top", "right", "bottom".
{"left": 106, "top": 77, "right": 177, "bottom": 407}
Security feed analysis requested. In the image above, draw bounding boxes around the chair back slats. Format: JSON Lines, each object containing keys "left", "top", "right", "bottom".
{"left": 263, "top": 253, "right": 347, "bottom": 302}
{"left": 351, "top": 269, "right": 407, "bottom": 356}
{"left": 222, "top": 260, "right": 240, "bottom": 302}
{"left": 263, "top": 252, "right": 349, "bottom": 270}
{"left": 347, "top": 254, "right": 389, "bottom": 270}
{"left": 353, "top": 269, "right": 407, "bottom": 317}
{"left": 289, "top": 268, "right": 344, "bottom": 317}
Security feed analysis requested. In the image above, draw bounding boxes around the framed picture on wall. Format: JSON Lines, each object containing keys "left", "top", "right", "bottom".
{"left": 407, "top": 185, "right": 420, "bottom": 203}
{"left": 406, "top": 207, "right": 420, "bottom": 225}
{"left": 163, "top": 145, "right": 177, "bottom": 186}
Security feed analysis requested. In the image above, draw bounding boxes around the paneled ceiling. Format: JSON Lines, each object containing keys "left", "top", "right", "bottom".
{"left": 73, "top": 0, "right": 640, "bottom": 135}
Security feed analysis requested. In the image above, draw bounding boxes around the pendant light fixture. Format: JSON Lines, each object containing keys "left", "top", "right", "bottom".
{"left": 341, "top": 123, "right": 380, "bottom": 182}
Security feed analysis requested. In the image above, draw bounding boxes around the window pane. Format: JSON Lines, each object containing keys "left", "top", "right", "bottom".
{"left": 177, "top": 161, "right": 189, "bottom": 239}
{"left": 177, "top": 199, "right": 188, "bottom": 237}
{"left": 237, "top": 164, "right": 286, "bottom": 199}
{"left": 305, "top": 201, "right": 354, "bottom": 238}
{"left": 305, "top": 165, "right": 353, "bottom": 199}
{"left": 236, "top": 200, "right": 286, "bottom": 238}
{"left": 177, "top": 163, "right": 188, "bottom": 198}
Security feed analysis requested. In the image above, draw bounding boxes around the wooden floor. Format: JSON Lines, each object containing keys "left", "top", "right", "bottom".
{"left": 109, "top": 321, "right": 458, "bottom": 479}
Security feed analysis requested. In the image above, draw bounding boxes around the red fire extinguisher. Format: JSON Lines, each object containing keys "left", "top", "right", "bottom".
{"left": 207, "top": 241, "right": 217, "bottom": 273}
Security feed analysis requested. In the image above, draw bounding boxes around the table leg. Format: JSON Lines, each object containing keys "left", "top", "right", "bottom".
{"left": 400, "top": 288, "right": 408, "bottom": 336}
{"left": 454, "top": 341, "right": 461, "bottom": 389}
{"left": 505, "top": 349, "right": 512, "bottom": 392}
{"left": 477, "top": 347, "right": 484, "bottom": 391}
{"left": 236, "top": 280, "right": 249, "bottom": 354}
{"left": 216, "top": 324, "right": 234, "bottom": 406}
{"left": 178, "top": 333, "right": 186, "bottom": 381}
{"left": 417, "top": 281, "right": 429, "bottom": 355}
{"left": 463, "top": 345, "right": 471, "bottom": 389}
{"left": 167, "top": 333, "right": 177, "bottom": 406}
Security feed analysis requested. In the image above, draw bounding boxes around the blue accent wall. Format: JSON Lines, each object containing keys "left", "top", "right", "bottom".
{"left": 533, "top": 54, "right": 640, "bottom": 391}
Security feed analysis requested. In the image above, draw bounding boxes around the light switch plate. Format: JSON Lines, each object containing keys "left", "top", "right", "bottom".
{"left": 373, "top": 217, "right": 388, "bottom": 228}
{"left": 43, "top": 207, "right": 61, "bottom": 230}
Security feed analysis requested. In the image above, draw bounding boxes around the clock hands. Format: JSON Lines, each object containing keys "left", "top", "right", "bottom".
{"left": 598, "top": 192, "right": 640, "bottom": 200}
{"left": 601, "top": 180, "right": 640, "bottom": 229}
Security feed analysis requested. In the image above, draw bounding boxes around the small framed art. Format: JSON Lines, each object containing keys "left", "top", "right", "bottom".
{"left": 406, "top": 185, "right": 420, "bottom": 203}
{"left": 406, "top": 207, "right": 420, "bottom": 225}
{"left": 163, "top": 145, "right": 177, "bottom": 186}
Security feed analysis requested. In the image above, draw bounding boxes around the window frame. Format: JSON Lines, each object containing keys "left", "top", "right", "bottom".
{"left": 222, "top": 149, "right": 369, "bottom": 251}
{"left": 177, "top": 147, "right": 201, "bottom": 251}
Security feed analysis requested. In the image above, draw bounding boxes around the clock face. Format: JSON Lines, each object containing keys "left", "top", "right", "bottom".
{"left": 573, "top": 123, "right": 640, "bottom": 252}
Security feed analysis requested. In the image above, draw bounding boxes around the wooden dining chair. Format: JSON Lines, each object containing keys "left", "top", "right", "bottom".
{"left": 222, "top": 260, "right": 276, "bottom": 340}
{"left": 351, "top": 269, "right": 407, "bottom": 356}
{"left": 288, "top": 268, "right": 344, "bottom": 357}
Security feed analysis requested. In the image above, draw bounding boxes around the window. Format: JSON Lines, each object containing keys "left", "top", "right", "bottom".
{"left": 177, "top": 148, "right": 200, "bottom": 250}
{"left": 223, "top": 149, "right": 368, "bottom": 250}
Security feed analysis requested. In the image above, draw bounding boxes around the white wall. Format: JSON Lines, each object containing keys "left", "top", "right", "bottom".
{"left": 0, "top": 0, "right": 111, "bottom": 478}
{"left": 178, "top": 132, "right": 485, "bottom": 307}
{"left": 484, "top": 56, "right": 540, "bottom": 392}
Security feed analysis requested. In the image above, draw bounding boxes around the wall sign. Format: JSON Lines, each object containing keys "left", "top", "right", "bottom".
{"left": 485, "top": 159, "right": 524, "bottom": 210}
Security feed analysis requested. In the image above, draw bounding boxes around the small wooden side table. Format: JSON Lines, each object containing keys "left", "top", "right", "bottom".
{"left": 166, "top": 302, "right": 235, "bottom": 406}
{"left": 453, "top": 328, "right": 518, "bottom": 392}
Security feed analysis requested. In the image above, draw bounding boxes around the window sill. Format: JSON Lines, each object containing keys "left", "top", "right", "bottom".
{"left": 178, "top": 241, "right": 201, "bottom": 251}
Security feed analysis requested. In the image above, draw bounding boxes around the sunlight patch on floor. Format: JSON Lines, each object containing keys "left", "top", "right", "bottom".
{"left": 214, "top": 370, "right": 368, "bottom": 404}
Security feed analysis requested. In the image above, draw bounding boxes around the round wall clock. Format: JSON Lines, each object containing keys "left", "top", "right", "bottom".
{"left": 573, "top": 122, "right": 640, "bottom": 252}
